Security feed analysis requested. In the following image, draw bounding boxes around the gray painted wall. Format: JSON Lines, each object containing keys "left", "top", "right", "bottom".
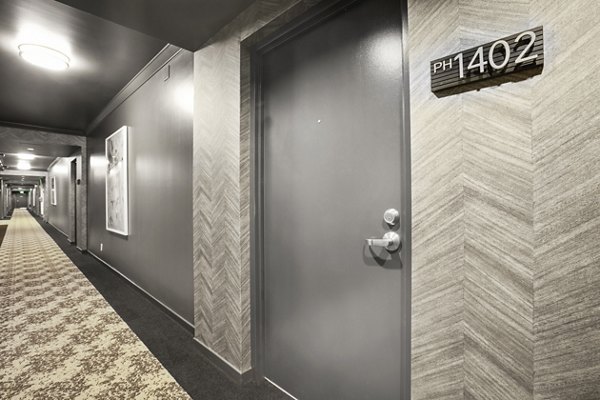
{"left": 47, "top": 157, "right": 73, "bottom": 235}
{"left": 87, "top": 50, "right": 194, "bottom": 324}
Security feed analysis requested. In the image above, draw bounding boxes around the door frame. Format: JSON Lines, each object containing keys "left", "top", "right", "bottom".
{"left": 246, "top": 0, "right": 412, "bottom": 396}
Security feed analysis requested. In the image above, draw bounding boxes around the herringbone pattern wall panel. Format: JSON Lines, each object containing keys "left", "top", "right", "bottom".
{"left": 408, "top": 0, "right": 465, "bottom": 399}
{"left": 409, "top": 0, "right": 600, "bottom": 399}
{"left": 532, "top": 1, "right": 600, "bottom": 398}
{"left": 461, "top": 2, "right": 535, "bottom": 399}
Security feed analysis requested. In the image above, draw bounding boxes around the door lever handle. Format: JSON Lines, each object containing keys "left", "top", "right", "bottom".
{"left": 366, "top": 231, "right": 401, "bottom": 252}
{"left": 366, "top": 237, "right": 393, "bottom": 247}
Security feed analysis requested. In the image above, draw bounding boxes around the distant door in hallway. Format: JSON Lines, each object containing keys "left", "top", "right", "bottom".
{"left": 12, "top": 193, "right": 28, "bottom": 209}
{"left": 258, "top": 0, "right": 408, "bottom": 398}
{"left": 70, "top": 159, "right": 77, "bottom": 244}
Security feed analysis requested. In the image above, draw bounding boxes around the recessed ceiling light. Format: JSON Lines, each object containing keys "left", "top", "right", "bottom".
{"left": 18, "top": 44, "right": 70, "bottom": 71}
{"left": 27, "top": 148, "right": 34, "bottom": 151}
{"left": 16, "top": 161, "right": 31, "bottom": 170}
{"left": 17, "top": 153, "right": 35, "bottom": 160}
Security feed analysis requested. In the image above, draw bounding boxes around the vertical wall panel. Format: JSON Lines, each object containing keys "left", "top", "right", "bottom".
{"left": 408, "top": 0, "right": 465, "bottom": 399}
{"left": 460, "top": 1, "right": 535, "bottom": 399}
{"left": 531, "top": 1, "right": 600, "bottom": 398}
{"left": 193, "top": 27, "right": 245, "bottom": 369}
{"left": 408, "top": 0, "right": 537, "bottom": 397}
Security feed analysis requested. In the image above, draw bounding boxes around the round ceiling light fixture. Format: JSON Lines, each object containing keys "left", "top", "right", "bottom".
{"left": 18, "top": 44, "right": 70, "bottom": 71}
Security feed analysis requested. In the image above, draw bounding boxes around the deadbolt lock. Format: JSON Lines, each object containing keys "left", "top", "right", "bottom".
{"left": 383, "top": 208, "right": 400, "bottom": 226}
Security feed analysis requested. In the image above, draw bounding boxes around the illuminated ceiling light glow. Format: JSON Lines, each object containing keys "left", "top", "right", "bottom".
{"left": 16, "top": 161, "right": 31, "bottom": 170}
{"left": 17, "top": 153, "right": 35, "bottom": 160}
{"left": 18, "top": 44, "right": 70, "bottom": 71}
{"left": 27, "top": 148, "right": 34, "bottom": 151}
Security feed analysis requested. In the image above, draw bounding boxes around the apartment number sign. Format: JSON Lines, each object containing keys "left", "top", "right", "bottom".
{"left": 430, "top": 26, "right": 544, "bottom": 93}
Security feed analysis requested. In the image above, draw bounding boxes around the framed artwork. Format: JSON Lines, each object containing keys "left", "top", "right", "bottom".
{"left": 50, "top": 176, "right": 57, "bottom": 205}
{"left": 39, "top": 186, "right": 44, "bottom": 216}
{"left": 105, "top": 126, "right": 129, "bottom": 236}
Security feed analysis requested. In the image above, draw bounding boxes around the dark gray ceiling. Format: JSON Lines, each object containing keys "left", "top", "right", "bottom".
{"left": 54, "top": 0, "right": 256, "bottom": 51}
{"left": 0, "top": 137, "right": 79, "bottom": 171}
{"left": 0, "top": 0, "right": 167, "bottom": 133}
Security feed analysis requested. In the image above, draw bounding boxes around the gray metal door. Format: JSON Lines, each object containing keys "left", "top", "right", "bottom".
{"left": 260, "top": 0, "right": 408, "bottom": 399}
{"left": 13, "top": 193, "right": 28, "bottom": 209}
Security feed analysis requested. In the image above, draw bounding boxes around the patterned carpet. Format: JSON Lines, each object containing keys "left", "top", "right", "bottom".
{"left": 0, "top": 209, "right": 191, "bottom": 399}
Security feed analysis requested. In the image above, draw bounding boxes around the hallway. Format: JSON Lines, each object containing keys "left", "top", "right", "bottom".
{"left": 1, "top": 0, "right": 600, "bottom": 398}
{"left": 0, "top": 209, "right": 190, "bottom": 399}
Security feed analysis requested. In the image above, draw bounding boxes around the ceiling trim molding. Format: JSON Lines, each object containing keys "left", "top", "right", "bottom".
{"left": 0, "top": 121, "right": 84, "bottom": 136}
{"left": 86, "top": 44, "right": 183, "bottom": 135}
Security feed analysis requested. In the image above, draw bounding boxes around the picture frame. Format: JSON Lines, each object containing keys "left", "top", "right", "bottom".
{"left": 105, "top": 126, "right": 129, "bottom": 236}
{"left": 50, "top": 176, "right": 57, "bottom": 206}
